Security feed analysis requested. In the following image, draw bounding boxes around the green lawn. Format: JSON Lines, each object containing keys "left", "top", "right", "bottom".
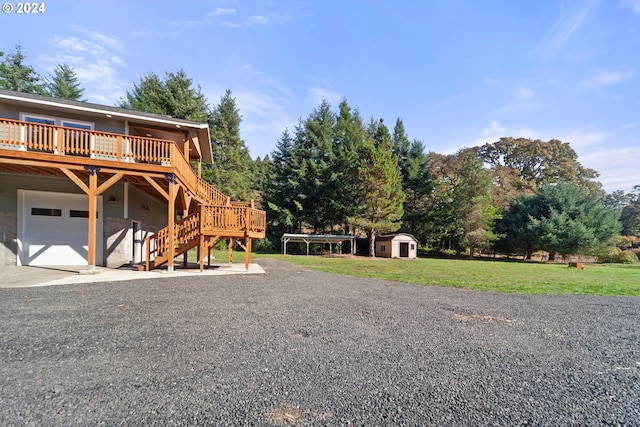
{"left": 251, "top": 253, "right": 640, "bottom": 296}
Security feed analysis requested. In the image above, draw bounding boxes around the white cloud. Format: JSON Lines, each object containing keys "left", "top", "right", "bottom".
{"left": 620, "top": 0, "right": 640, "bottom": 14}
{"left": 554, "top": 129, "right": 608, "bottom": 149}
{"left": 582, "top": 69, "right": 631, "bottom": 88}
{"left": 233, "top": 88, "right": 297, "bottom": 157}
{"left": 44, "top": 31, "right": 128, "bottom": 104}
{"left": 533, "top": 0, "right": 598, "bottom": 59}
{"left": 305, "top": 87, "right": 342, "bottom": 107}
{"left": 466, "top": 120, "right": 538, "bottom": 147}
{"left": 209, "top": 8, "right": 235, "bottom": 17}
{"left": 579, "top": 146, "right": 640, "bottom": 192}
{"left": 515, "top": 86, "right": 535, "bottom": 100}
{"left": 482, "top": 120, "right": 507, "bottom": 136}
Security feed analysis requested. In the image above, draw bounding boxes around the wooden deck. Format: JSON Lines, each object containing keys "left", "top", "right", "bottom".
{"left": 0, "top": 118, "right": 266, "bottom": 271}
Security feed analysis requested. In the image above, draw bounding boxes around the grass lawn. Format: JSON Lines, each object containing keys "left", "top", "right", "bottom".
{"left": 250, "top": 253, "right": 640, "bottom": 296}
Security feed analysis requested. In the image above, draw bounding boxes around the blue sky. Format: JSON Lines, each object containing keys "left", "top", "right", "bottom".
{"left": 1, "top": 0, "right": 639, "bottom": 193}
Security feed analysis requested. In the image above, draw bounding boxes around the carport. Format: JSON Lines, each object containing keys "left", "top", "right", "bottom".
{"left": 281, "top": 234, "right": 356, "bottom": 256}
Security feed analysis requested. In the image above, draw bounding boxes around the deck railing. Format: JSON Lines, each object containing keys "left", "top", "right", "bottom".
{"left": 201, "top": 205, "right": 266, "bottom": 235}
{"left": 0, "top": 118, "right": 173, "bottom": 164}
{"left": 2, "top": 117, "right": 267, "bottom": 267}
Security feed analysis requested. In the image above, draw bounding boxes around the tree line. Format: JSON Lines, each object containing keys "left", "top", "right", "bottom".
{"left": 3, "top": 47, "right": 639, "bottom": 260}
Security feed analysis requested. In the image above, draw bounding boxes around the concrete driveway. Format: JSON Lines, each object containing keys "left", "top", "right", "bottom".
{"left": 0, "top": 263, "right": 265, "bottom": 288}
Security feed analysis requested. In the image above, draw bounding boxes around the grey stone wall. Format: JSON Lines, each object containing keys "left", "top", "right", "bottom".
{"left": 104, "top": 217, "right": 130, "bottom": 268}
{"left": 103, "top": 217, "right": 161, "bottom": 268}
{"left": 0, "top": 211, "right": 17, "bottom": 266}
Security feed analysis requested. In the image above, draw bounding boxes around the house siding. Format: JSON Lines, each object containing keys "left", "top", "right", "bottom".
{"left": 0, "top": 173, "right": 169, "bottom": 266}
{"left": 0, "top": 103, "right": 126, "bottom": 134}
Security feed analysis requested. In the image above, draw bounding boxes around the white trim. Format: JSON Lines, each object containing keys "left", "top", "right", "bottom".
{"left": 20, "top": 112, "right": 94, "bottom": 130}
{"left": 2, "top": 92, "right": 208, "bottom": 129}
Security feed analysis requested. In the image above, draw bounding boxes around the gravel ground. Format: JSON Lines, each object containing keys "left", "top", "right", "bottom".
{"left": 1, "top": 258, "right": 639, "bottom": 426}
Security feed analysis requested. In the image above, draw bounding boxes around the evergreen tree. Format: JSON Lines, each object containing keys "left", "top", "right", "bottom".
{"left": 332, "top": 100, "right": 367, "bottom": 232}
{"left": 0, "top": 45, "right": 46, "bottom": 94}
{"left": 206, "top": 89, "right": 254, "bottom": 201}
{"left": 298, "top": 100, "right": 337, "bottom": 232}
{"left": 399, "top": 139, "right": 436, "bottom": 246}
{"left": 620, "top": 186, "right": 640, "bottom": 236}
{"left": 120, "top": 69, "right": 209, "bottom": 122}
{"left": 47, "top": 62, "right": 85, "bottom": 100}
{"left": 494, "top": 183, "right": 620, "bottom": 259}
{"left": 351, "top": 119, "right": 405, "bottom": 257}
{"left": 264, "top": 129, "right": 304, "bottom": 235}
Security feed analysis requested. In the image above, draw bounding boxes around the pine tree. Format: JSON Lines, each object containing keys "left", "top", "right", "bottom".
{"left": 206, "top": 89, "right": 254, "bottom": 201}
{"left": 47, "top": 62, "right": 85, "bottom": 100}
{"left": 120, "top": 69, "right": 209, "bottom": 122}
{"left": 332, "top": 100, "right": 367, "bottom": 232}
{"left": 351, "top": 119, "right": 405, "bottom": 257}
{"left": 299, "top": 100, "right": 337, "bottom": 232}
{"left": 0, "top": 45, "right": 46, "bottom": 94}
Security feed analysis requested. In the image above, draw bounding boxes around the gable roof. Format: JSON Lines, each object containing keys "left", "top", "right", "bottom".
{"left": 0, "top": 89, "right": 213, "bottom": 163}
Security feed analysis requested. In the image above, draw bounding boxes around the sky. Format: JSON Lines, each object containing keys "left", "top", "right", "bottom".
{"left": 1, "top": 0, "right": 639, "bottom": 193}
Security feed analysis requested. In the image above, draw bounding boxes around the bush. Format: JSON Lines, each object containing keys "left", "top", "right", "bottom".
{"left": 597, "top": 247, "right": 639, "bottom": 264}
{"left": 616, "top": 235, "right": 638, "bottom": 249}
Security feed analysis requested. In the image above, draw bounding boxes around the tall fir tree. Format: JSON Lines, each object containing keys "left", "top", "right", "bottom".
{"left": 332, "top": 99, "right": 367, "bottom": 233}
{"left": 299, "top": 100, "right": 338, "bottom": 232}
{"left": 0, "top": 45, "right": 46, "bottom": 94}
{"left": 120, "top": 69, "right": 209, "bottom": 122}
{"left": 47, "top": 62, "right": 85, "bottom": 100}
{"left": 351, "top": 119, "right": 405, "bottom": 257}
{"left": 206, "top": 89, "right": 254, "bottom": 201}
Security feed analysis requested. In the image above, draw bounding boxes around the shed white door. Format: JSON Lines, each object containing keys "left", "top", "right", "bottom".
{"left": 18, "top": 190, "right": 103, "bottom": 266}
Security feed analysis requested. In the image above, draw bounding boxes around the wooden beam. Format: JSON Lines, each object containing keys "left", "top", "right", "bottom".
{"left": 143, "top": 175, "right": 169, "bottom": 200}
{"left": 60, "top": 168, "right": 89, "bottom": 194}
{"left": 95, "top": 172, "right": 124, "bottom": 196}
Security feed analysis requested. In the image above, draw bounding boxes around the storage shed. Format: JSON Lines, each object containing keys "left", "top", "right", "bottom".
{"left": 375, "top": 233, "right": 418, "bottom": 259}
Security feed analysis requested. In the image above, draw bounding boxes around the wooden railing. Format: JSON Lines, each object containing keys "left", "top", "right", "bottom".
{"left": 2, "top": 117, "right": 267, "bottom": 269}
{"left": 146, "top": 206, "right": 266, "bottom": 268}
{"left": 201, "top": 205, "right": 266, "bottom": 235}
{"left": 0, "top": 118, "right": 173, "bottom": 164}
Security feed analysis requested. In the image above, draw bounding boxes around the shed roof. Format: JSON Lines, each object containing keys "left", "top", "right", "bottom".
{"left": 281, "top": 233, "right": 355, "bottom": 243}
{"left": 376, "top": 233, "right": 418, "bottom": 242}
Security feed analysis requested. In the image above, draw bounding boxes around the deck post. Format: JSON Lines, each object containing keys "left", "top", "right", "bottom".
{"left": 87, "top": 167, "right": 99, "bottom": 271}
{"left": 166, "top": 173, "right": 176, "bottom": 272}
{"left": 228, "top": 238, "right": 233, "bottom": 263}
{"left": 244, "top": 238, "right": 252, "bottom": 271}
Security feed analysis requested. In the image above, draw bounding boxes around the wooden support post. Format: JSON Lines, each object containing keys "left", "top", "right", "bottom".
{"left": 167, "top": 173, "right": 176, "bottom": 272}
{"left": 244, "top": 238, "right": 252, "bottom": 271}
{"left": 199, "top": 234, "right": 204, "bottom": 272}
{"left": 87, "top": 167, "right": 98, "bottom": 271}
{"left": 228, "top": 238, "right": 233, "bottom": 263}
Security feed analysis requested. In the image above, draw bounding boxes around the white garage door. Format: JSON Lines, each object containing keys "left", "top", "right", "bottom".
{"left": 18, "top": 190, "right": 103, "bottom": 266}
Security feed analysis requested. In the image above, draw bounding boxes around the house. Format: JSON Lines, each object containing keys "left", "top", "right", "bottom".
{"left": 375, "top": 233, "right": 418, "bottom": 259}
{"left": 0, "top": 89, "right": 265, "bottom": 271}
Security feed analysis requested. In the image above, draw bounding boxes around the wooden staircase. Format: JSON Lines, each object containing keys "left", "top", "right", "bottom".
{"left": 143, "top": 187, "right": 266, "bottom": 272}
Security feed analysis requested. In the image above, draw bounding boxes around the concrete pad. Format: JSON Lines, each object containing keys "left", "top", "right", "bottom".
{"left": 0, "top": 263, "right": 265, "bottom": 288}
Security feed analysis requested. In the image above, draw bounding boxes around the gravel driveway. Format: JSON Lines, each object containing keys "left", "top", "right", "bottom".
{"left": 1, "top": 258, "right": 638, "bottom": 426}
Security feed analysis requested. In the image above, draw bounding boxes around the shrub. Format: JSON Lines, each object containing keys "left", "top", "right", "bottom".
{"left": 616, "top": 235, "right": 638, "bottom": 249}
{"left": 597, "top": 247, "right": 639, "bottom": 264}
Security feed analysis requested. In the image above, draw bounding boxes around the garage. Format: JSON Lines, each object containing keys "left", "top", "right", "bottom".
{"left": 17, "top": 190, "right": 103, "bottom": 266}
